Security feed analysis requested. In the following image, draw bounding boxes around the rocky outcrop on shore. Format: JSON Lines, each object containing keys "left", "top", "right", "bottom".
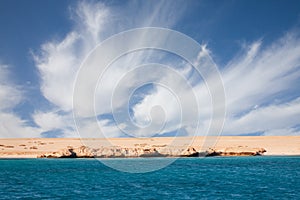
{"left": 205, "top": 147, "right": 267, "bottom": 157}
{"left": 37, "top": 146, "right": 266, "bottom": 158}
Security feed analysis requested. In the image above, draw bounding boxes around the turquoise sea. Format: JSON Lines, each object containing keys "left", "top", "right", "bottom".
{"left": 0, "top": 157, "right": 299, "bottom": 199}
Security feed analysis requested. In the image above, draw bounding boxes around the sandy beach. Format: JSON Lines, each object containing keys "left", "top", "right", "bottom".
{"left": 0, "top": 136, "right": 299, "bottom": 158}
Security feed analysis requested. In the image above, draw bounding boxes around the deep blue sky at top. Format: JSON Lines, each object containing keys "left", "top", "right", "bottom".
{"left": 0, "top": 0, "right": 300, "bottom": 122}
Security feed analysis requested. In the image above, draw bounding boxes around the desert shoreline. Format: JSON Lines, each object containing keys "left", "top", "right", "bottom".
{"left": 0, "top": 136, "right": 299, "bottom": 158}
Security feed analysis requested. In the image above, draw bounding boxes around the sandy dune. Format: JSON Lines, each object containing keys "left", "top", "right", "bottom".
{"left": 0, "top": 136, "right": 299, "bottom": 158}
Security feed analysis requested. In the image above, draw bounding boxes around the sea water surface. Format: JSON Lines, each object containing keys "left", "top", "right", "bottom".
{"left": 0, "top": 157, "right": 299, "bottom": 199}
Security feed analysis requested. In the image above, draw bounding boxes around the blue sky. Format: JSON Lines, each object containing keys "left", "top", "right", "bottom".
{"left": 1, "top": 0, "right": 300, "bottom": 138}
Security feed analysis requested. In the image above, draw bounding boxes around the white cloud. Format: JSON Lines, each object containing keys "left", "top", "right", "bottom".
{"left": 33, "top": 1, "right": 187, "bottom": 137}
{"left": 224, "top": 98, "right": 300, "bottom": 135}
{"left": 127, "top": 32, "right": 300, "bottom": 137}
{"left": 33, "top": 1, "right": 185, "bottom": 114}
{"left": 77, "top": 119, "right": 122, "bottom": 138}
{"left": 2, "top": 1, "right": 299, "bottom": 138}
{"left": 0, "top": 64, "right": 41, "bottom": 138}
{"left": 72, "top": 1, "right": 110, "bottom": 45}
{"left": 128, "top": 64, "right": 206, "bottom": 137}
{"left": 223, "top": 34, "right": 300, "bottom": 116}
{"left": 0, "top": 113, "right": 41, "bottom": 138}
{"left": 263, "top": 128, "right": 300, "bottom": 136}
{"left": 0, "top": 65, "right": 23, "bottom": 110}
{"left": 220, "top": 32, "right": 300, "bottom": 135}
{"left": 33, "top": 32, "right": 80, "bottom": 111}
{"left": 32, "top": 1, "right": 300, "bottom": 138}
{"left": 32, "top": 111, "right": 69, "bottom": 132}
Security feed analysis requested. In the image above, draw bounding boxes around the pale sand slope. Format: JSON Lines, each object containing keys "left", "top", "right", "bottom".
{"left": 0, "top": 136, "right": 299, "bottom": 158}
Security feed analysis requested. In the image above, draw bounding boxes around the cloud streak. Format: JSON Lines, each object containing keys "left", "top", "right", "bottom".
{"left": 2, "top": 1, "right": 299, "bottom": 138}
{"left": 32, "top": 1, "right": 187, "bottom": 137}
{"left": 221, "top": 32, "right": 300, "bottom": 135}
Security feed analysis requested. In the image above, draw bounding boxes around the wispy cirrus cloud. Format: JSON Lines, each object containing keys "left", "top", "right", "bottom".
{"left": 32, "top": 1, "right": 187, "bottom": 137}
{"left": 30, "top": 1, "right": 300, "bottom": 138}
{"left": 131, "top": 32, "right": 300, "bottom": 136}
{"left": 33, "top": 1, "right": 186, "bottom": 113}
{"left": 221, "top": 32, "right": 300, "bottom": 135}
